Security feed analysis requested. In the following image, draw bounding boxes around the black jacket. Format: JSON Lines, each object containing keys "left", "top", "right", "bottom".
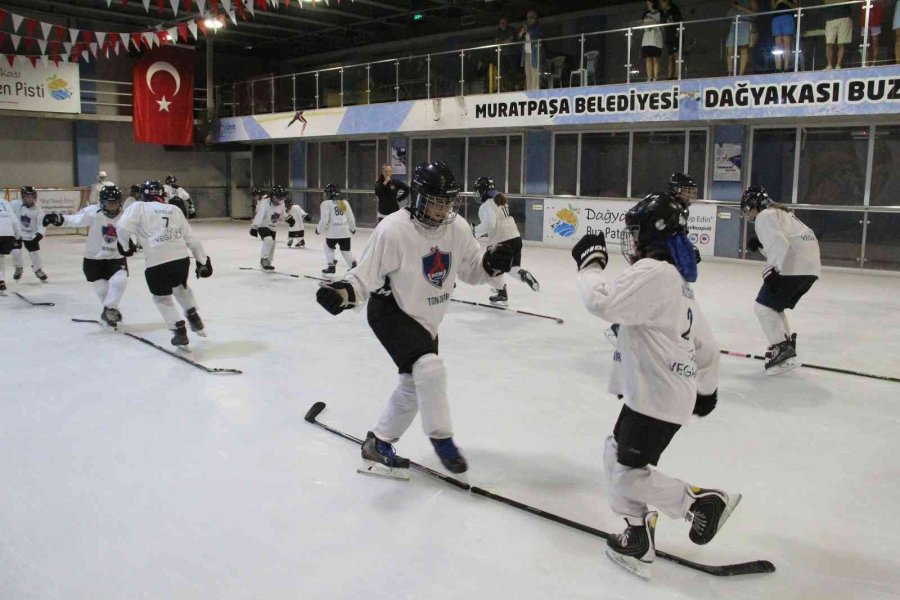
{"left": 374, "top": 177, "right": 411, "bottom": 216}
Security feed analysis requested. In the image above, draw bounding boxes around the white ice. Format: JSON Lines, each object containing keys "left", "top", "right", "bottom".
{"left": 2, "top": 221, "right": 900, "bottom": 600}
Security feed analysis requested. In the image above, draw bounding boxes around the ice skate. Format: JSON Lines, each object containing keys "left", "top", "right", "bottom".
{"left": 287, "top": 239, "right": 294, "bottom": 248}
{"left": 13, "top": 266, "right": 23, "bottom": 281}
{"left": 518, "top": 269, "right": 540, "bottom": 291}
{"left": 170, "top": 320, "right": 190, "bottom": 348}
{"left": 430, "top": 437, "right": 468, "bottom": 473}
{"left": 34, "top": 269, "right": 48, "bottom": 282}
{"left": 298, "top": 239, "right": 306, "bottom": 248}
{"left": 765, "top": 340, "right": 798, "bottom": 376}
{"left": 321, "top": 262, "right": 337, "bottom": 276}
{"left": 260, "top": 258, "right": 275, "bottom": 271}
{"left": 358, "top": 431, "right": 410, "bottom": 480}
{"left": 606, "top": 512, "right": 657, "bottom": 579}
{"left": 489, "top": 285, "right": 508, "bottom": 306}
{"left": 186, "top": 307, "right": 206, "bottom": 337}
{"left": 687, "top": 487, "right": 742, "bottom": 545}
{"left": 100, "top": 307, "right": 122, "bottom": 329}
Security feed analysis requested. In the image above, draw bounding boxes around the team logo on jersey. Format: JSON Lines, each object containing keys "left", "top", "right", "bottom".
{"left": 101, "top": 224, "right": 118, "bottom": 244}
{"left": 422, "top": 246, "right": 452, "bottom": 288}
{"left": 21, "top": 215, "right": 32, "bottom": 228}
{"left": 270, "top": 213, "right": 281, "bottom": 224}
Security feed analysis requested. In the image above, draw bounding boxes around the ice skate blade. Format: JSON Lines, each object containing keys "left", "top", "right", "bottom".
{"left": 173, "top": 344, "right": 192, "bottom": 354}
{"left": 715, "top": 493, "right": 742, "bottom": 539}
{"left": 489, "top": 300, "right": 508, "bottom": 307}
{"left": 766, "top": 358, "right": 800, "bottom": 376}
{"left": 357, "top": 461, "right": 410, "bottom": 481}
{"left": 605, "top": 548, "right": 651, "bottom": 580}
{"left": 192, "top": 329, "right": 207, "bottom": 337}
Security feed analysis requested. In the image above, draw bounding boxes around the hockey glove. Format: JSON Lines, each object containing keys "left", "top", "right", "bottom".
{"left": 43, "top": 213, "right": 64, "bottom": 227}
{"left": 303, "top": 214, "right": 312, "bottom": 222}
{"left": 286, "top": 217, "right": 297, "bottom": 227}
{"left": 693, "top": 390, "right": 718, "bottom": 417}
{"left": 316, "top": 281, "right": 356, "bottom": 315}
{"left": 33, "top": 233, "right": 43, "bottom": 244}
{"left": 117, "top": 240, "right": 136, "bottom": 258}
{"left": 249, "top": 228, "right": 259, "bottom": 238}
{"left": 763, "top": 267, "right": 781, "bottom": 291}
{"left": 747, "top": 235, "right": 763, "bottom": 253}
{"left": 196, "top": 257, "right": 213, "bottom": 279}
{"left": 571, "top": 233, "right": 608, "bottom": 271}
{"left": 693, "top": 245, "right": 702, "bottom": 264}
{"left": 482, "top": 242, "right": 515, "bottom": 277}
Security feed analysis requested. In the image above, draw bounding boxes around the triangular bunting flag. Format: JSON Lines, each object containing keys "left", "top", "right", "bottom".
{"left": 63, "top": 41, "right": 72, "bottom": 54}
{"left": 196, "top": 0, "right": 206, "bottom": 13}
{"left": 221, "top": 0, "right": 232, "bottom": 12}
{"left": 0, "top": 10, "right": 7, "bottom": 29}
{"left": 40, "top": 56, "right": 49, "bottom": 68}
{"left": 82, "top": 30, "right": 94, "bottom": 45}
{"left": 25, "top": 19, "right": 38, "bottom": 37}
{"left": 157, "top": 0, "right": 165, "bottom": 13}
{"left": 11, "top": 13, "right": 24, "bottom": 33}
{"left": 187, "top": 21, "right": 198, "bottom": 40}
{"left": 142, "top": 31, "right": 156, "bottom": 48}
{"left": 113, "top": 39, "right": 120, "bottom": 55}
{"left": 236, "top": 0, "right": 246, "bottom": 19}
{"left": 82, "top": 49, "right": 90, "bottom": 62}
{"left": 170, "top": 0, "right": 180, "bottom": 14}
{"left": 28, "top": 56, "right": 38, "bottom": 68}
{"left": 245, "top": 0, "right": 254, "bottom": 17}
{"left": 167, "top": 27, "right": 178, "bottom": 44}
{"left": 131, "top": 32, "right": 142, "bottom": 48}
{"left": 5, "top": 55, "right": 16, "bottom": 68}
{"left": 0, "top": 33, "right": 7, "bottom": 47}
{"left": 23, "top": 37, "right": 36, "bottom": 51}
{"left": 119, "top": 32, "right": 130, "bottom": 49}
{"left": 41, "top": 21, "right": 53, "bottom": 40}
{"left": 52, "top": 55, "right": 60, "bottom": 66}
{"left": 184, "top": 0, "right": 193, "bottom": 11}
{"left": 9, "top": 34, "right": 20, "bottom": 50}
{"left": 69, "top": 28, "right": 80, "bottom": 44}
{"left": 53, "top": 26, "right": 66, "bottom": 40}
{"left": 226, "top": 8, "right": 238, "bottom": 25}
{"left": 212, "top": 0, "right": 219, "bottom": 15}
{"left": 96, "top": 32, "right": 106, "bottom": 47}
{"left": 38, "top": 39, "right": 47, "bottom": 54}
{"left": 90, "top": 42, "right": 99, "bottom": 58}
{"left": 197, "top": 18, "right": 208, "bottom": 35}
{"left": 177, "top": 23, "right": 188, "bottom": 42}
{"left": 142, "top": 0, "right": 152, "bottom": 11}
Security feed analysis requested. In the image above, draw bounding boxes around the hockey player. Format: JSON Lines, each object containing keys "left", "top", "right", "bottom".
{"left": 315, "top": 183, "right": 357, "bottom": 275}
{"left": 573, "top": 193, "right": 737, "bottom": 579}
{"left": 43, "top": 186, "right": 131, "bottom": 328}
{"left": 741, "top": 186, "right": 821, "bottom": 375}
{"left": 164, "top": 175, "right": 195, "bottom": 219}
{"left": 250, "top": 185, "right": 290, "bottom": 270}
{"left": 315, "top": 161, "right": 515, "bottom": 478}
{"left": 472, "top": 176, "right": 539, "bottom": 304}
{"left": 284, "top": 196, "right": 309, "bottom": 248}
{"left": 667, "top": 172, "right": 698, "bottom": 205}
{"left": 116, "top": 179, "right": 213, "bottom": 347}
{"left": 0, "top": 195, "right": 23, "bottom": 293}
{"left": 11, "top": 186, "right": 48, "bottom": 282}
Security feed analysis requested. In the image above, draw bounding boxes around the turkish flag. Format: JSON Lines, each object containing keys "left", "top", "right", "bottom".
{"left": 132, "top": 47, "right": 194, "bottom": 146}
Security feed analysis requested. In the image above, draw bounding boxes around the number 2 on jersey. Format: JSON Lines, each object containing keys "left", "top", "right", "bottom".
{"left": 681, "top": 308, "right": 693, "bottom": 340}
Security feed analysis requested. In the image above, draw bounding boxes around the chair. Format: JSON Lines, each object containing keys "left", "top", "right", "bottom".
{"left": 569, "top": 50, "right": 600, "bottom": 87}
{"left": 542, "top": 56, "right": 566, "bottom": 88}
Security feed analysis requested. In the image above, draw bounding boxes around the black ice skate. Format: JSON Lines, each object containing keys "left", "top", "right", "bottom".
{"left": 0, "top": 280, "right": 6, "bottom": 293}
{"left": 788, "top": 333, "right": 797, "bottom": 352}
{"left": 351, "top": 261, "right": 357, "bottom": 269}
{"left": 101, "top": 307, "right": 122, "bottom": 329}
{"left": 287, "top": 239, "right": 294, "bottom": 247}
{"left": 606, "top": 512, "right": 657, "bottom": 579}
{"left": 687, "top": 487, "right": 742, "bottom": 545}
{"left": 298, "top": 239, "right": 306, "bottom": 248}
{"left": 260, "top": 258, "right": 275, "bottom": 271}
{"left": 764, "top": 340, "right": 798, "bottom": 376}
{"left": 518, "top": 269, "right": 540, "bottom": 291}
{"left": 321, "top": 262, "right": 337, "bottom": 275}
{"left": 489, "top": 285, "right": 508, "bottom": 305}
{"left": 34, "top": 269, "right": 48, "bottom": 282}
{"left": 170, "top": 320, "right": 190, "bottom": 348}
{"left": 186, "top": 307, "right": 206, "bottom": 337}
{"left": 13, "top": 266, "right": 23, "bottom": 281}
{"left": 359, "top": 431, "right": 410, "bottom": 480}
{"left": 430, "top": 437, "right": 468, "bottom": 473}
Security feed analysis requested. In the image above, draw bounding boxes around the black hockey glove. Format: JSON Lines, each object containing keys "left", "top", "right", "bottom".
{"left": 117, "top": 240, "right": 136, "bottom": 257}
{"left": 747, "top": 235, "right": 763, "bottom": 253}
{"left": 763, "top": 267, "right": 781, "bottom": 290}
{"left": 316, "top": 281, "right": 356, "bottom": 315}
{"left": 571, "top": 233, "right": 608, "bottom": 271}
{"left": 693, "top": 245, "right": 702, "bottom": 264}
{"left": 693, "top": 390, "right": 718, "bottom": 417}
{"left": 196, "top": 257, "right": 213, "bottom": 279}
{"left": 286, "top": 216, "right": 297, "bottom": 227}
{"left": 249, "top": 228, "right": 259, "bottom": 238}
{"left": 13, "top": 238, "right": 22, "bottom": 250}
{"left": 482, "top": 242, "right": 515, "bottom": 277}
{"left": 303, "top": 214, "right": 312, "bottom": 222}
{"left": 43, "top": 213, "right": 64, "bottom": 227}
{"left": 33, "top": 233, "right": 43, "bottom": 244}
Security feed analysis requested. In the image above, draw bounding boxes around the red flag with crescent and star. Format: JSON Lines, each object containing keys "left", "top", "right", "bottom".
{"left": 132, "top": 47, "right": 194, "bottom": 146}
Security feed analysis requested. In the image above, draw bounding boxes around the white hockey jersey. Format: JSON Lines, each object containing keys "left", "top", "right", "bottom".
{"left": 344, "top": 209, "right": 491, "bottom": 338}
{"left": 754, "top": 208, "right": 821, "bottom": 277}
{"left": 252, "top": 198, "right": 288, "bottom": 230}
{"left": 60, "top": 205, "right": 126, "bottom": 260}
{"left": 474, "top": 196, "right": 520, "bottom": 245}
{"left": 116, "top": 200, "right": 207, "bottom": 269}
{"left": 164, "top": 184, "right": 191, "bottom": 204}
{"left": 287, "top": 205, "right": 308, "bottom": 233}
{"left": 577, "top": 258, "right": 719, "bottom": 426}
{"left": 123, "top": 195, "right": 138, "bottom": 212}
{"left": 0, "top": 199, "right": 22, "bottom": 238}
{"left": 11, "top": 199, "right": 45, "bottom": 241}
{"left": 316, "top": 199, "right": 356, "bottom": 239}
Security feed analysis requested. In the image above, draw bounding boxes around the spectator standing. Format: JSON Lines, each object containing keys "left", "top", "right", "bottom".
{"left": 861, "top": 0, "right": 885, "bottom": 65}
{"left": 496, "top": 16, "right": 518, "bottom": 91}
{"left": 725, "top": 0, "right": 759, "bottom": 75}
{"left": 823, "top": 0, "right": 853, "bottom": 69}
{"left": 518, "top": 10, "right": 544, "bottom": 90}
{"left": 771, "top": 0, "right": 797, "bottom": 71}
{"left": 660, "top": 0, "right": 684, "bottom": 79}
{"left": 642, "top": 0, "right": 665, "bottom": 81}
{"left": 375, "top": 164, "right": 411, "bottom": 224}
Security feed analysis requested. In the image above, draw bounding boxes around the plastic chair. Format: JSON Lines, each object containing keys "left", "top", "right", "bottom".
{"left": 570, "top": 50, "right": 600, "bottom": 86}
{"left": 542, "top": 56, "right": 566, "bottom": 88}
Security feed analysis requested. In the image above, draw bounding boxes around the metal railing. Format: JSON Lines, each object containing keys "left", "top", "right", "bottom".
{"left": 80, "top": 78, "right": 209, "bottom": 118}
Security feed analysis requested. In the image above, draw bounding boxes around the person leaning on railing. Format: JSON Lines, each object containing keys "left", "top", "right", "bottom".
{"left": 375, "top": 164, "right": 411, "bottom": 224}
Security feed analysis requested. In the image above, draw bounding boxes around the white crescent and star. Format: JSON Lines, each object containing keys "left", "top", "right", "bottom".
{"left": 146, "top": 61, "right": 181, "bottom": 112}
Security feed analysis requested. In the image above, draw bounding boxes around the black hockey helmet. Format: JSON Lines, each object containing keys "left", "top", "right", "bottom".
{"left": 20, "top": 185, "right": 37, "bottom": 205}
{"left": 324, "top": 183, "right": 341, "bottom": 200}
{"left": 130, "top": 184, "right": 142, "bottom": 196}
{"left": 411, "top": 161, "right": 461, "bottom": 230}
{"left": 473, "top": 176, "right": 496, "bottom": 202}
{"left": 271, "top": 184, "right": 287, "bottom": 201}
{"left": 142, "top": 179, "right": 164, "bottom": 202}
{"left": 165, "top": 174, "right": 177, "bottom": 186}
{"left": 740, "top": 185, "right": 772, "bottom": 218}
{"left": 623, "top": 192, "right": 689, "bottom": 263}
{"left": 99, "top": 185, "right": 124, "bottom": 218}
{"left": 668, "top": 172, "right": 698, "bottom": 205}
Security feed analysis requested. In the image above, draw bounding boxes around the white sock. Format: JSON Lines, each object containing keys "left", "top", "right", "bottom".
{"left": 341, "top": 250, "right": 356, "bottom": 266}
{"left": 105, "top": 269, "right": 128, "bottom": 309}
{"left": 0, "top": 254, "right": 6, "bottom": 280}
{"left": 92, "top": 280, "right": 110, "bottom": 304}
{"left": 30, "top": 251, "right": 42, "bottom": 271}
{"left": 11, "top": 248, "right": 23, "bottom": 269}
{"left": 779, "top": 312, "right": 792, "bottom": 339}
{"left": 755, "top": 302, "right": 787, "bottom": 346}
{"left": 324, "top": 246, "right": 336, "bottom": 264}
{"left": 411, "top": 354, "right": 452, "bottom": 439}
{"left": 372, "top": 374, "right": 418, "bottom": 443}
{"left": 262, "top": 237, "right": 275, "bottom": 261}
{"left": 172, "top": 284, "right": 197, "bottom": 314}
{"left": 152, "top": 294, "right": 182, "bottom": 329}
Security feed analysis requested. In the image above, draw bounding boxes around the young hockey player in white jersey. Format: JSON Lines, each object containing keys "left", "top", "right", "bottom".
{"left": 0, "top": 196, "right": 23, "bottom": 293}
{"left": 742, "top": 186, "right": 821, "bottom": 375}
{"left": 573, "top": 193, "right": 738, "bottom": 579}
{"left": 250, "top": 185, "right": 290, "bottom": 271}
{"left": 472, "top": 176, "right": 539, "bottom": 304}
{"left": 116, "top": 180, "right": 213, "bottom": 347}
{"left": 316, "top": 183, "right": 357, "bottom": 275}
{"left": 43, "top": 186, "right": 131, "bottom": 328}
{"left": 164, "top": 175, "right": 195, "bottom": 219}
{"left": 11, "top": 186, "right": 48, "bottom": 282}
{"left": 284, "top": 196, "right": 308, "bottom": 248}
{"left": 316, "top": 161, "right": 515, "bottom": 478}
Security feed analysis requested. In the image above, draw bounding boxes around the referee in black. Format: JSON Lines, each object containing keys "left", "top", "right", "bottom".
{"left": 374, "top": 164, "right": 410, "bottom": 223}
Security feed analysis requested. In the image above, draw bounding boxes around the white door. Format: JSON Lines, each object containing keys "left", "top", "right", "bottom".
{"left": 230, "top": 152, "right": 252, "bottom": 219}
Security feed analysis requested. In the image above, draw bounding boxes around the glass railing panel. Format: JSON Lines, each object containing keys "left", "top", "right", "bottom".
{"left": 430, "top": 51, "right": 462, "bottom": 99}
{"left": 343, "top": 64, "right": 368, "bottom": 106}
{"left": 318, "top": 68, "right": 342, "bottom": 108}
{"left": 397, "top": 56, "right": 429, "bottom": 101}
{"left": 370, "top": 60, "right": 397, "bottom": 103}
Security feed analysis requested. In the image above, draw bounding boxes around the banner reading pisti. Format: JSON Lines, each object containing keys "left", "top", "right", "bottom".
{"left": 132, "top": 47, "right": 194, "bottom": 146}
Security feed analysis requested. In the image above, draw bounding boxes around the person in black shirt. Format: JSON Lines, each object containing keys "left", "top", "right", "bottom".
{"left": 374, "top": 164, "right": 411, "bottom": 223}
{"left": 660, "top": 0, "right": 683, "bottom": 79}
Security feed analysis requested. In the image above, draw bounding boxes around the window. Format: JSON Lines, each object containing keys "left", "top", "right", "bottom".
{"left": 871, "top": 125, "right": 900, "bottom": 207}
{"left": 320, "top": 141, "right": 347, "bottom": 189}
{"left": 252, "top": 144, "right": 273, "bottom": 188}
{"left": 306, "top": 142, "right": 319, "bottom": 189}
{"left": 751, "top": 129, "right": 795, "bottom": 204}
{"left": 553, "top": 134, "right": 578, "bottom": 195}
{"left": 631, "top": 132, "right": 686, "bottom": 198}
{"left": 580, "top": 132, "right": 628, "bottom": 197}
{"left": 273, "top": 144, "right": 290, "bottom": 187}
{"left": 410, "top": 138, "right": 427, "bottom": 171}
{"left": 349, "top": 140, "right": 377, "bottom": 189}
{"left": 430, "top": 138, "right": 466, "bottom": 186}
{"left": 688, "top": 131, "right": 707, "bottom": 198}
{"left": 797, "top": 127, "right": 868, "bottom": 205}
{"left": 508, "top": 135, "right": 523, "bottom": 194}
{"left": 467, "top": 137, "right": 507, "bottom": 192}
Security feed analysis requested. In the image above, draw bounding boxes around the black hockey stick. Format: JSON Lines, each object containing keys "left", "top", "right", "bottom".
{"left": 239, "top": 267, "right": 300, "bottom": 278}
{"left": 71, "top": 318, "right": 242, "bottom": 375}
{"left": 14, "top": 292, "right": 55, "bottom": 307}
{"left": 304, "top": 402, "right": 774, "bottom": 577}
{"left": 450, "top": 298, "right": 564, "bottom": 325}
{"left": 720, "top": 349, "right": 900, "bottom": 384}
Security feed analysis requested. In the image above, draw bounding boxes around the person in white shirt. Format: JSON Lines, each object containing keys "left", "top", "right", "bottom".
{"left": 315, "top": 183, "right": 357, "bottom": 275}
{"left": 164, "top": 175, "right": 195, "bottom": 219}
{"left": 472, "top": 176, "right": 539, "bottom": 305}
{"left": 89, "top": 171, "right": 115, "bottom": 205}
{"left": 285, "top": 196, "right": 309, "bottom": 248}
{"left": 742, "top": 186, "right": 821, "bottom": 375}
{"left": 574, "top": 192, "right": 739, "bottom": 580}
{"left": 315, "top": 161, "right": 516, "bottom": 478}
{"left": 0, "top": 196, "right": 23, "bottom": 293}
{"left": 44, "top": 186, "right": 131, "bottom": 328}
{"left": 11, "top": 186, "right": 48, "bottom": 282}
{"left": 116, "top": 180, "right": 213, "bottom": 348}
{"left": 250, "top": 185, "right": 290, "bottom": 271}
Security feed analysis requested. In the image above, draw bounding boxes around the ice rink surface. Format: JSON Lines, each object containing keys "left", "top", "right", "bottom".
{"left": 2, "top": 220, "right": 900, "bottom": 600}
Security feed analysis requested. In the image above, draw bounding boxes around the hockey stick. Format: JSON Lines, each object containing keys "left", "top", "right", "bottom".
{"left": 14, "top": 292, "right": 55, "bottom": 307}
{"left": 450, "top": 298, "right": 564, "bottom": 325}
{"left": 239, "top": 267, "right": 300, "bottom": 278}
{"left": 720, "top": 349, "right": 900, "bottom": 384}
{"left": 304, "top": 401, "right": 774, "bottom": 577}
{"left": 71, "top": 318, "right": 242, "bottom": 375}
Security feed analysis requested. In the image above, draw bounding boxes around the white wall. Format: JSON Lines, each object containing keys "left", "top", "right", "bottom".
{"left": 0, "top": 116, "right": 74, "bottom": 188}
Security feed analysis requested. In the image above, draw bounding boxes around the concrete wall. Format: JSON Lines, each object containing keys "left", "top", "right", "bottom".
{"left": 0, "top": 116, "right": 75, "bottom": 188}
